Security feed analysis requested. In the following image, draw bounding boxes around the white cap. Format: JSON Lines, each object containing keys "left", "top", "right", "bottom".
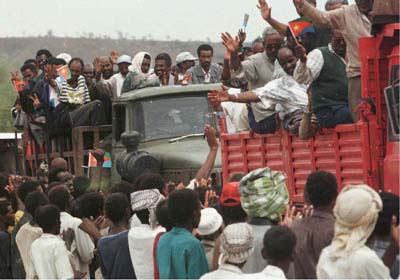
{"left": 117, "top": 54, "right": 132, "bottom": 65}
{"left": 176, "top": 52, "right": 198, "bottom": 64}
{"left": 56, "top": 53, "right": 72, "bottom": 64}
{"left": 197, "top": 208, "right": 223, "bottom": 236}
{"left": 219, "top": 223, "right": 254, "bottom": 264}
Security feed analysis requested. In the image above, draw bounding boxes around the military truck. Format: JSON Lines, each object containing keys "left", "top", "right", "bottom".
{"left": 23, "top": 84, "right": 223, "bottom": 187}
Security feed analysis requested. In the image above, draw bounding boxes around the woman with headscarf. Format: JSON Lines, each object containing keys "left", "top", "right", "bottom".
{"left": 316, "top": 184, "right": 391, "bottom": 279}
{"left": 122, "top": 52, "right": 155, "bottom": 93}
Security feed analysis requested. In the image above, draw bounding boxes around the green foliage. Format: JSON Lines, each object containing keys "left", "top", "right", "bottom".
{"left": 0, "top": 63, "right": 17, "bottom": 132}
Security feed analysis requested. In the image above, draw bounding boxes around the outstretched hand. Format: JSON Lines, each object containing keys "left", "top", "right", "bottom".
{"left": 221, "top": 32, "right": 240, "bottom": 54}
{"left": 10, "top": 71, "right": 21, "bottom": 82}
{"left": 208, "top": 86, "right": 231, "bottom": 107}
{"left": 257, "top": 0, "right": 272, "bottom": 21}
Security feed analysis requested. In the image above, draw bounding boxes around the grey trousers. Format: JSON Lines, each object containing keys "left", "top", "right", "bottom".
{"left": 348, "top": 76, "right": 362, "bottom": 122}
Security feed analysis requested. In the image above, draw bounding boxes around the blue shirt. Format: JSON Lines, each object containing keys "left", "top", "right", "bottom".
{"left": 156, "top": 227, "right": 209, "bottom": 279}
{"left": 97, "top": 230, "right": 136, "bottom": 279}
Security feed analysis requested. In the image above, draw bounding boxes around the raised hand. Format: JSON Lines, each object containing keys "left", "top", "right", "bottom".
{"left": 203, "top": 189, "right": 218, "bottom": 208}
{"left": 238, "top": 29, "right": 246, "bottom": 44}
{"left": 204, "top": 124, "right": 218, "bottom": 149}
{"left": 93, "top": 57, "right": 102, "bottom": 74}
{"left": 295, "top": 44, "right": 307, "bottom": 62}
{"left": 10, "top": 71, "right": 21, "bottom": 82}
{"left": 221, "top": 32, "right": 240, "bottom": 54}
{"left": 293, "top": 0, "right": 305, "bottom": 7}
{"left": 30, "top": 94, "right": 41, "bottom": 109}
{"left": 279, "top": 205, "right": 302, "bottom": 227}
{"left": 257, "top": 0, "right": 272, "bottom": 21}
{"left": 110, "top": 50, "right": 119, "bottom": 64}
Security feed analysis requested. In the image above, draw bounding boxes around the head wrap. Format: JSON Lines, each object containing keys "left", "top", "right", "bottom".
{"left": 219, "top": 223, "right": 254, "bottom": 265}
{"left": 129, "top": 51, "right": 153, "bottom": 77}
{"left": 131, "top": 189, "right": 164, "bottom": 228}
{"left": 330, "top": 184, "right": 382, "bottom": 261}
{"left": 239, "top": 167, "right": 289, "bottom": 220}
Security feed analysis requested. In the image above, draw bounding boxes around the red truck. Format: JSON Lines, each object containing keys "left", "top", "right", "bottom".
{"left": 219, "top": 23, "right": 399, "bottom": 204}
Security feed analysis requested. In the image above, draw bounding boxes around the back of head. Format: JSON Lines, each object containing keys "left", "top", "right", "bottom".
{"left": 156, "top": 199, "right": 173, "bottom": 231}
{"left": 72, "top": 176, "right": 91, "bottom": 198}
{"left": 330, "top": 184, "right": 382, "bottom": 260}
{"left": 50, "top": 157, "right": 67, "bottom": 171}
{"left": 20, "top": 63, "right": 37, "bottom": 73}
{"left": 304, "top": 171, "right": 338, "bottom": 208}
{"left": 35, "top": 204, "right": 60, "bottom": 233}
{"left": 197, "top": 207, "right": 223, "bottom": 237}
{"left": 47, "top": 185, "right": 70, "bottom": 212}
{"left": 168, "top": 189, "right": 200, "bottom": 225}
{"left": 137, "top": 173, "right": 165, "bottom": 195}
{"left": 220, "top": 223, "right": 254, "bottom": 265}
{"left": 24, "top": 191, "right": 48, "bottom": 219}
{"left": 263, "top": 225, "right": 296, "bottom": 262}
{"left": 48, "top": 167, "right": 66, "bottom": 184}
{"left": 17, "top": 180, "right": 40, "bottom": 203}
{"left": 78, "top": 192, "right": 104, "bottom": 219}
{"left": 110, "top": 180, "right": 135, "bottom": 202}
{"left": 197, "top": 44, "right": 213, "bottom": 57}
{"left": 105, "top": 193, "right": 129, "bottom": 225}
{"left": 373, "top": 192, "right": 399, "bottom": 237}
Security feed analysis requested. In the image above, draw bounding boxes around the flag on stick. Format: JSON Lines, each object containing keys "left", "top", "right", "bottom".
{"left": 243, "top": 13, "right": 250, "bottom": 29}
{"left": 13, "top": 80, "right": 28, "bottom": 93}
{"left": 288, "top": 17, "right": 315, "bottom": 38}
{"left": 102, "top": 152, "right": 112, "bottom": 168}
{"left": 88, "top": 151, "right": 97, "bottom": 167}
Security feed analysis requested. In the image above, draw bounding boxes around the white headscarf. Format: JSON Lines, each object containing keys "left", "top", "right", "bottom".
{"left": 130, "top": 189, "right": 164, "bottom": 228}
{"left": 129, "top": 51, "right": 153, "bottom": 77}
{"left": 330, "top": 184, "right": 382, "bottom": 261}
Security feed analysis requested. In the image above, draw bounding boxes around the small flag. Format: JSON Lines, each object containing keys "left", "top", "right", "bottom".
{"left": 102, "top": 152, "right": 112, "bottom": 168}
{"left": 13, "top": 80, "right": 28, "bottom": 93}
{"left": 57, "top": 65, "right": 71, "bottom": 81}
{"left": 288, "top": 16, "right": 315, "bottom": 38}
{"left": 243, "top": 13, "right": 250, "bottom": 29}
{"left": 88, "top": 151, "right": 97, "bottom": 167}
{"left": 181, "top": 73, "right": 192, "bottom": 85}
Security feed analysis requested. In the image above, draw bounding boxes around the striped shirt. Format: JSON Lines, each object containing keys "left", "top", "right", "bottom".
{"left": 56, "top": 75, "right": 90, "bottom": 105}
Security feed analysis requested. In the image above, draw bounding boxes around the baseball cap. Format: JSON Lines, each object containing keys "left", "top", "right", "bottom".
{"left": 197, "top": 208, "right": 223, "bottom": 236}
{"left": 117, "top": 54, "right": 132, "bottom": 65}
{"left": 220, "top": 182, "right": 241, "bottom": 207}
{"left": 176, "top": 52, "right": 197, "bottom": 64}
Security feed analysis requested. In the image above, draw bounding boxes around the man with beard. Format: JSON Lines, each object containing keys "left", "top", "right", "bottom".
{"left": 91, "top": 56, "right": 115, "bottom": 123}
{"left": 294, "top": 30, "right": 353, "bottom": 128}
{"left": 187, "top": 44, "right": 222, "bottom": 84}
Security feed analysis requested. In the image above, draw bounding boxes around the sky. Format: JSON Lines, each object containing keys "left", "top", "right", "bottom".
{"left": 0, "top": 0, "right": 355, "bottom": 42}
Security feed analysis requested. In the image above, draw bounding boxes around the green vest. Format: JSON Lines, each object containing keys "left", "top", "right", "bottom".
{"left": 310, "top": 46, "right": 348, "bottom": 112}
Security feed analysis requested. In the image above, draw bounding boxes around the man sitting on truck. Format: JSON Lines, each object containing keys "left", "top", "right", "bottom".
{"left": 208, "top": 45, "right": 308, "bottom": 135}
{"left": 294, "top": 29, "right": 353, "bottom": 129}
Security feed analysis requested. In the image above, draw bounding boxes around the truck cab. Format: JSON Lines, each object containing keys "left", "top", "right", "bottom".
{"left": 112, "top": 84, "right": 222, "bottom": 184}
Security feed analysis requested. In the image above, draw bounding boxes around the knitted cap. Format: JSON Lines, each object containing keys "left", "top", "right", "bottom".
{"left": 219, "top": 223, "right": 254, "bottom": 264}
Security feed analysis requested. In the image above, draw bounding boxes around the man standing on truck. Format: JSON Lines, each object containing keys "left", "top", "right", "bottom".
{"left": 292, "top": 0, "right": 373, "bottom": 122}
{"left": 294, "top": 29, "right": 353, "bottom": 128}
{"left": 187, "top": 44, "right": 222, "bottom": 84}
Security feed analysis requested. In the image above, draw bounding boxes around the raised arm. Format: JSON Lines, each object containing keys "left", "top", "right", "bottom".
{"left": 208, "top": 86, "right": 260, "bottom": 104}
{"left": 195, "top": 125, "right": 219, "bottom": 182}
{"left": 257, "top": 0, "right": 288, "bottom": 35}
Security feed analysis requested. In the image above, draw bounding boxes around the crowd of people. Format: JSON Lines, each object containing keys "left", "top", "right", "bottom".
{"left": 0, "top": 133, "right": 399, "bottom": 279}
{"left": 2, "top": 0, "right": 399, "bottom": 279}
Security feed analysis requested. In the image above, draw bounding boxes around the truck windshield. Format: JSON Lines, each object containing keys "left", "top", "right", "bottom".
{"left": 131, "top": 95, "right": 213, "bottom": 141}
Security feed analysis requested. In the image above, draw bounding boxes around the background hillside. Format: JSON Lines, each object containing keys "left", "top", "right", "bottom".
{"left": 0, "top": 35, "right": 226, "bottom": 132}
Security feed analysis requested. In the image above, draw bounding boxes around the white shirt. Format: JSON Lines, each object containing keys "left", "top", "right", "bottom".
{"left": 202, "top": 68, "right": 211, "bottom": 83}
{"left": 60, "top": 212, "right": 95, "bottom": 278}
{"left": 254, "top": 75, "right": 308, "bottom": 120}
{"left": 222, "top": 88, "right": 249, "bottom": 133}
{"left": 200, "top": 263, "right": 243, "bottom": 279}
{"left": 316, "top": 244, "right": 391, "bottom": 279}
{"left": 128, "top": 224, "right": 165, "bottom": 279}
{"left": 28, "top": 233, "right": 74, "bottom": 279}
{"left": 247, "top": 265, "right": 287, "bottom": 279}
{"left": 97, "top": 72, "right": 127, "bottom": 98}
{"left": 294, "top": 43, "right": 347, "bottom": 85}
{"left": 16, "top": 223, "right": 43, "bottom": 275}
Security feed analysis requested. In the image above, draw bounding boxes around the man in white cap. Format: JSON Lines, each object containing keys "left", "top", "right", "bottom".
{"left": 316, "top": 184, "right": 391, "bottom": 279}
{"left": 200, "top": 223, "right": 254, "bottom": 279}
{"left": 197, "top": 208, "right": 224, "bottom": 270}
{"left": 175, "top": 52, "right": 197, "bottom": 84}
{"left": 95, "top": 54, "right": 132, "bottom": 99}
